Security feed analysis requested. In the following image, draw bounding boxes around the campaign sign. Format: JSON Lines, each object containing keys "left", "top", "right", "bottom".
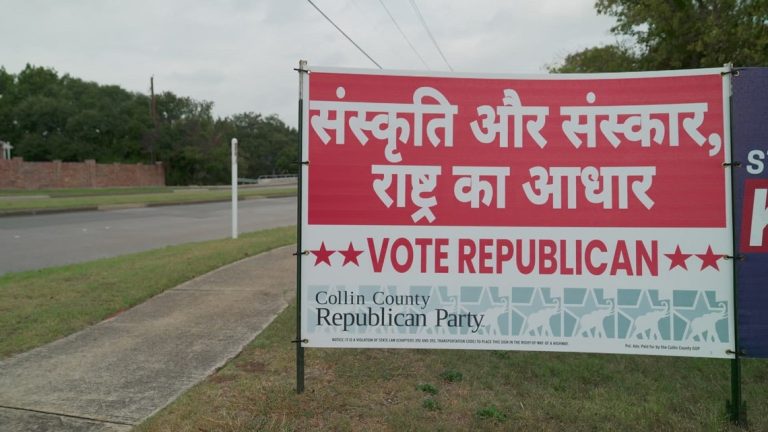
{"left": 300, "top": 67, "right": 735, "bottom": 358}
{"left": 733, "top": 67, "right": 768, "bottom": 358}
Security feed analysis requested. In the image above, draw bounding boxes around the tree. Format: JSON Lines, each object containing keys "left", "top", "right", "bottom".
{"left": 0, "top": 67, "right": 16, "bottom": 145}
{"left": 551, "top": 43, "right": 640, "bottom": 73}
{"left": 0, "top": 65, "right": 155, "bottom": 163}
{"left": 0, "top": 64, "right": 298, "bottom": 185}
{"left": 228, "top": 113, "right": 298, "bottom": 180}
{"left": 551, "top": 0, "right": 768, "bottom": 72}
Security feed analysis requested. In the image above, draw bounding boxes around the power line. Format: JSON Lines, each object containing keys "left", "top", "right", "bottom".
{"left": 377, "top": 0, "right": 430, "bottom": 70}
{"left": 306, "top": 0, "right": 382, "bottom": 69}
{"left": 409, "top": 0, "right": 453, "bottom": 71}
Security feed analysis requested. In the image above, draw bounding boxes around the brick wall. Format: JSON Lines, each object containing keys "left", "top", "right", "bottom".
{"left": 0, "top": 158, "right": 165, "bottom": 189}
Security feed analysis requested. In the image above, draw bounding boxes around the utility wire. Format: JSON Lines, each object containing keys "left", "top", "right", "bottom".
{"left": 378, "top": 0, "right": 430, "bottom": 70}
{"left": 306, "top": 0, "right": 382, "bottom": 69}
{"left": 409, "top": 0, "right": 453, "bottom": 71}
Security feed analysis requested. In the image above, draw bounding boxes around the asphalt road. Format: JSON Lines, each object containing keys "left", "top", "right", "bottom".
{"left": 0, "top": 197, "right": 297, "bottom": 275}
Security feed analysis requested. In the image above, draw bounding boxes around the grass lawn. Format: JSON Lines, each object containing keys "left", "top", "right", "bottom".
{"left": 0, "top": 226, "right": 296, "bottom": 359}
{"left": 0, "top": 186, "right": 173, "bottom": 197}
{"left": 0, "top": 186, "right": 296, "bottom": 213}
{"left": 1, "top": 218, "right": 764, "bottom": 431}
{"left": 136, "top": 301, "right": 768, "bottom": 431}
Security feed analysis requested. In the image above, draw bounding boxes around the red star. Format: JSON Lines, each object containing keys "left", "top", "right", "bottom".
{"left": 310, "top": 242, "right": 335, "bottom": 266}
{"left": 696, "top": 245, "right": 722, "bottom": 271}
{"left": 338, "top": 242, "right": 364, "bottom": 266}
{"left": 665, "top": 245, "right": 692, "bottom": 270}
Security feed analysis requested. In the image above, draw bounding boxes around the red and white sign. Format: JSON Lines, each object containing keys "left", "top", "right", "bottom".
{"left": 300, "top": 67, "right": 735, "bottom": 358}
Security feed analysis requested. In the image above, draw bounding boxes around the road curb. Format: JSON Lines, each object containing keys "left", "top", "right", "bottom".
{"left": 0, "top": 207, "right": 99, "bottom": 217}
{"left": 97, "top": 203, "right": 148, "bottom": 211}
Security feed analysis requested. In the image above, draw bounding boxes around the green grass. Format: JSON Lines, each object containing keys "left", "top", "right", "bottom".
{"left": 0, "top": 186, "right": 173, "bottom": 197}
{"left": 136, "top": 304, "right": 768, "bottom": 432}
{"left": 0, "top": 226, "right": 296, "bottom": 359}
{"left": 0, "top": 186, "right": 296, "bottom": 213}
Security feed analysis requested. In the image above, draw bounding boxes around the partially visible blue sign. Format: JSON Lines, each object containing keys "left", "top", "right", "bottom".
{"left": 733, "top": 67, "right": 768, "bottom": 358}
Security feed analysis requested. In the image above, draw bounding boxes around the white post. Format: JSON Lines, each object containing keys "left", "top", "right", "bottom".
{"left": 231, "top": 138, "right": 238, "bottom": 239}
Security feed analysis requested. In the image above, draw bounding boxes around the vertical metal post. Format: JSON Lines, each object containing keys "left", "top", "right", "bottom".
{"left": 725, "top": 64, "right": 745, "bottom": 424}
{"left": 295, "top": 60, "right": 307, "bottom": 394}
{"left": 231, "top": 138, "right": 238, "bottom": 239}
{"left": 729, "top": 357, "right": 743, "bottom": 423}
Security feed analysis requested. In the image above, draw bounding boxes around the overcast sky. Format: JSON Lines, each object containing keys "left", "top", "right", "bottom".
{"left": 1, "top": 0, "right": 618, "bottom": 126}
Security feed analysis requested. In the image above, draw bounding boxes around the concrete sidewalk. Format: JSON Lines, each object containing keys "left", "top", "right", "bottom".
{"left": 0, "top": 246, "right": 296, "bottom": 432}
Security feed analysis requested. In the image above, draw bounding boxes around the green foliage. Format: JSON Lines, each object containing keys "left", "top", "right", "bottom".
{"left": 439, "top": 369, "right": 463, "bottom": 383}
{"left": 551, "top": 43, "right": 640, "bottom": 73}
{"left": 0, "top": 65, "right": 298, "bottom": 186}
{"left": 421, "top": 397, "right": 440, "bottom": 411}
{"left": 416, "top": 383, "right": 438, "bottom": 395}
{"left": 551, "top": 0, "right": 768, "bottom": 72}
{"left": 476, "top": 405, "right": 507, "bottom": 422}
{"left": 225, "top": 113, "right": 298, "bottom": 180}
